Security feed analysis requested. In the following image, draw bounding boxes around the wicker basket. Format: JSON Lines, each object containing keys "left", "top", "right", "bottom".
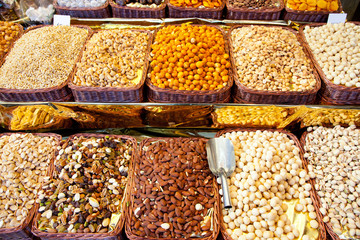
{"left": 229, "top": 24, "right": 321, "bottom": 105}
{"left": 146, "top": 24, "right": 233, "bottom": 103}
{"left": 32, "top": 133, "right": 137, "bottom": 240}
{"left": 126, "top": 137, "right": 220, "bottom": 240}
{"left": 168, "top": 0, "right": 225, "bottom": 19}
{"left": 69, "top": 29, "right": 152, "bottom": 103}
{"left": 225, "top": 0, "right": 284, "bottom": 20}
{"left": 0, "top": 22, "right": 24, "bottom": 62}
{"left": 283, "top": 0, "right": 342, "bottom": 22}
{"left": 0, "top": 25, "right": 92, "bottom": 102}
{"left": 0, "top": 132, "right": 61, "bottom": 240}
{"left": 215, "top": 128, "right": 327, "bottom": 240}
{"left": 299, "top": 22, "right": 360, "bottom": 105}
{"left": 300, "top": 131, "right": 343, "bottom": 240}
{"left": 54, "top": 0, "right": 111, "bottom": 18}
{"left": 110, "top": 0, "right": 166, "bottom": 18}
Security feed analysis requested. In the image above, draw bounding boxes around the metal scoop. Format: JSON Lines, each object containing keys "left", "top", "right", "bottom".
{"left": 206, "top": 138, "right": 235, "bottom": 209}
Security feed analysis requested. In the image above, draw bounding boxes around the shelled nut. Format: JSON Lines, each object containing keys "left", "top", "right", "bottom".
{"left": 0, "top": 133, "right": 58, "bottom": 229}
{"left": 36, "top": 135, "right": 133, "bottom": 233}
{"left": 57, "top": 0, "right": 107, "bottom": 8}
{"left": 0, "top": 26, "right": 88, "bottom": 90}
{"left": 304, "top": 126, "right": 360, "bottom": 238}
{"left": 150, "top": 24, "right": 230, "bottom": 91}
{"left": 302, "top": 108, "right": 360, "bottom": 127}
{"left": 303, "top": 23, "right": 360, "bottom": 88}
{"left": 131, "top": 138, "right": 216, "bottom": 238}
{"left": 0, "top": 21, "right": 21, "bottom": 60}
{"left": 229, "top": 0, "right": 280, "bottom": 9}
{"left": 73, "top": 30, "right": 149, "bottom": 88}
{"left": 220, "top": 130, "right": 319, "bottom": 240}
{"left": 231, "top": 26, "right": 317, "bottom": 92}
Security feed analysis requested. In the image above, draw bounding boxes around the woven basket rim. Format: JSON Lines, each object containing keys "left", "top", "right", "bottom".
{"left": 53, "top": 0, "right": 109, "bottom": 11}
{"left": 0, "top": 21, "right": 24, "bottom": 62}
{"left": 226, "top": 0, "right": 284, "bottom": 12}
{"left": 126, "top": 137, "right": 220, "bottom": 240}
{"left": 0, "top": 25, "right": 93, "bottom": 95}
{"left": 216, "top": 128, "right": 327, "bottom": 240}
{"left": 109, "top": 0, "right": 167, "bottom": 11}
{"left": 299, "top": 130, "right": 342, "bottom": 240}
{"left": 69, "top": 29, "right": 153, "bottom": 95}
{"left": 31, "top": 133, "right": 137, "bottom": 239}
{"left": 0, "top": 132, "right": 61, "bottom": 236}
{"left": 229, "top": 24, "right": 321, "bottom": 97}
{"left": 284, "top": 0, "right": 342, "bottom": 14}
{"left": 299, "top": 22, "right": 360, "bottom": 93}
{"left": 146, "top": 24, "right": 234, "bottom": 97}
{"left": 167, "top": 0, "right": 225, "bottom": 12}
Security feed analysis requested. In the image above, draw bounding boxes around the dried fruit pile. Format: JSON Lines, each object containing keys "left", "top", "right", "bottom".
{"left": 169, "top": 0, "right": 221, "bottom": 8}
{"left": 36, "top": 135, "right": 133, "bottom": 233}
{"left": 286, "top": 0, "right": 338, "bottom": 11}
{"left": 130, "top": 138, "right": 217, "bottom": 238}
{"left": 150, "top": 25, "right": 230, "bottom": 91}
{"left": 0, "top": 21, "right": 21, "bottom": 60}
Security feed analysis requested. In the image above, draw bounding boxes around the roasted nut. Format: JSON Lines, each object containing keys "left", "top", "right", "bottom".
{"left": 73, "top": 30, "right": 149, "bottom": 88}
{"left": 0, "top": 21, "right": 21, "bottom": 60}
{"left": 231, "top": 26, "right": 317, "bottom": 92}
{"left": 220, "top": 130, "right": 319, "bottom": 239}
{"left": 0, "top": 26, "right": 88, "bottom": 90}
{"left": 304, "top": 23, "right": 360, "bottom": 88}
{"left": 229, "top": 0, "right": 280, "bottom": 9}
{"left": 131, "top": 138, "right": 216, "bottom": 238}
{"left": 304, "top": 126, "right": 360, "bottom": 238}
{"left": 0, "top": 133, "right": 58, "bottom": 229}
{"left": 36, "top": 135, "right": 133, "bottom": 234}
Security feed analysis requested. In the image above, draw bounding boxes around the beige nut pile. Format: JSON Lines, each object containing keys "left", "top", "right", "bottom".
{"left": 0, "top": 26, "right": 88, "bottom": 90}
{"left": 73, "top": 30, "right": 149, "bottom": 88}
{"left": 304, "top": 126, "right": 360, "bottom": 237}
{"left": 0, "top": 21, "right": 21, "bottom": 60}
{"left": 0, "top": 133, "right": 58, "bottom": 228}
{"left": 231, "top": 26, "right": 317, "bottom": 92}
{"left": 220, "top": 130, "right": 318, "bottom": 240}
{"left": 303, "top": 23, "right": 360, "bottom": 88}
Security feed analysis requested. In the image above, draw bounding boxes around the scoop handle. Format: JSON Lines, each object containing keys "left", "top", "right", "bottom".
{"left": 220, "top": 173, "right": 232, "bottom": 209}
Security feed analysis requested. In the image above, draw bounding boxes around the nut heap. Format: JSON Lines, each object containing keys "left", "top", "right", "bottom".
{"left": 0, "top": 21, "right": 21, "bottom": 60}
{"left": 231, "top": 26, "right": 317, "bottom": 92}
{"left": 116, "top": 0, "right": 163, "bottom": 7}
{"left": 170, "top": 0, "right": 221, "bottom": 8}
{"left": 304, "top": 23, "right": 360, "bottom": 88}
{"left": 37, "top": 135, "right": 133, "bottom": 233}
{"left": 57, "top": 0, "right": 107, "bottom": 8}
{"left": 229, "top": 0, "right": 280, "bottom": 9}
{"left": 302, "top": 109, "right": 360, "bottom": 127}
{"left": 73, "top": 30, "right": 149, "bottom": 88}
{"left": 0, "top": 26, "right": 88, "bottom": 90}
{"left": 304, "top": 126, "right": 360, "bottom": 237}
{"left": 0, "top": 133, "right": 58, "bottom": 229}
{"left": 150, "top": 25, "right": 230, "bottom": 91}
{"left": 214, "top": 106, "right": 290, "bottom": 127}
{"left": 131, "top": 138, "right": 216, "bottom": 238}
{"left": 287, "top": 0, "right": 338, "bottom": 11}
{"left": 220, "top": 130, "right": 319, "bottom": 240}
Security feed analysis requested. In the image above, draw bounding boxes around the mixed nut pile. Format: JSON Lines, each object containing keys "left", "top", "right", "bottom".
{"left": 304, "top": 23, "right": 360, "bottom": 88}
{"left": 57, "top": 0, "right": 107, "bottom": 8}
{"left": 228, "top": 0, "right": 280, "bottom": 9}
{"left": 0, "top": 133, "right": 59, "bottom": 229}
{"left": 0, "top": 26, "right": 88, "bottom": 90}
{"left": 116, "top": 0, "right": 163, "bottom": 7}
{"left": 73, "top": 30, "right": 149, "bottom": 88}
{"left": 220, "top": 130, "right": 319, "bottom": 240}
{"left": 36, "top": 135, "right": 133, "bottom": 233}
{"left": 231, "top": 26, "right": 317, "bottom": 92}
{"left": 0, "top": 21, "right": 21, "bottom": 60}
{"left": 150, "top": 25, "right": 230, "bottom": 91}
{"left": 302, "top": 108, "right": 360, "bottom": 127}
{"left": 304, "top": 126, "right": 360, "bottom": 237}
{"left": 130, "top": 138, "right": 216, "bottom": 238}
